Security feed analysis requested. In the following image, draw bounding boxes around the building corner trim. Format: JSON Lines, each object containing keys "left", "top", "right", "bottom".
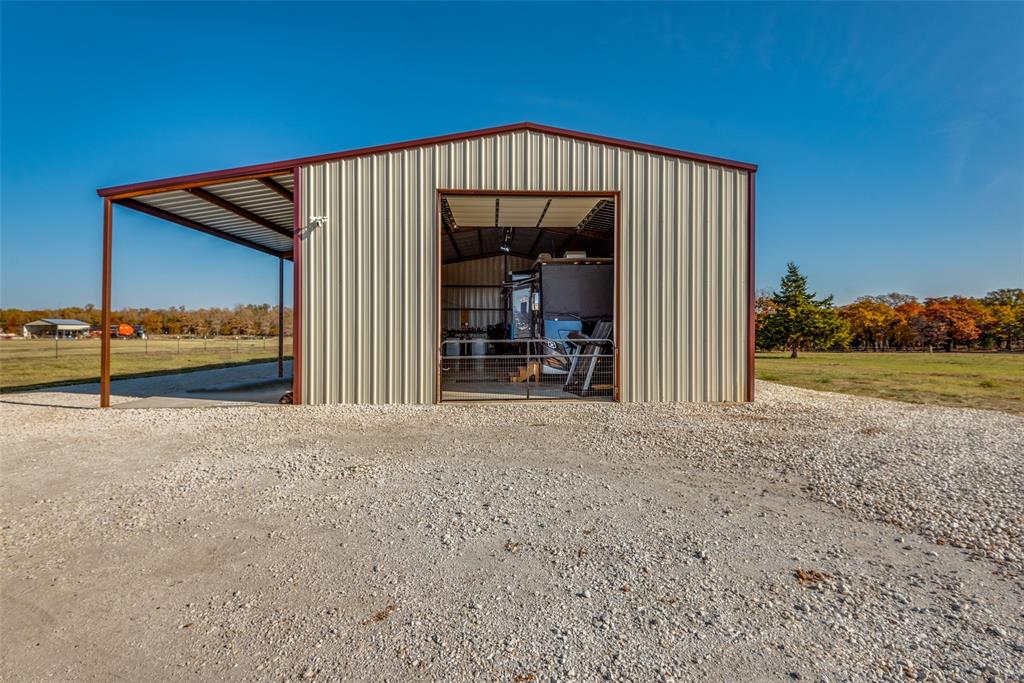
{"left": 747, "top": 171, "right": 756, "bottom": 403}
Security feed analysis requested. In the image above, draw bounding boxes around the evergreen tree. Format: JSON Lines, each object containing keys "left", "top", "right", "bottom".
{"left": 758, "top": 263, "right": 850, "bottom": 357}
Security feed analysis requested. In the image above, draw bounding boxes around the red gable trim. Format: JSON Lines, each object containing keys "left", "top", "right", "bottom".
{"left": 96, "top": 122, "right": 757, "bottom": 199}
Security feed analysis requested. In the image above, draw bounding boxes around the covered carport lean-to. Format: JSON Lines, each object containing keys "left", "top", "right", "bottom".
{"left": 95, "top": 169, "right": 299, "bottom": 408}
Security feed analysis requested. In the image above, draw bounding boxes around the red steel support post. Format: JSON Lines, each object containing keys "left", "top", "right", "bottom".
{"left": 278, "top": 256, "right": 284, "bottom": 378}
{"left": 100, "top": 199, "right": 113, "bottom": 407}
{"left": 291, "top": 167, "right": 302, "bottom": 404}
{"left": 747, "top": 172, "right": 756, "bottom": 403}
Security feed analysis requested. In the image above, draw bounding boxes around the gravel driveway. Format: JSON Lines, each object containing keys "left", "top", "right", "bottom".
{"left": 1, "top": 382, "right": 1022, "bottom": 682}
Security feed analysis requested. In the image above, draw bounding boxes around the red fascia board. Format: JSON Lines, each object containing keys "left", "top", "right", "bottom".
{"left": 96, "top": 122, "right": 757, "bottom": 198}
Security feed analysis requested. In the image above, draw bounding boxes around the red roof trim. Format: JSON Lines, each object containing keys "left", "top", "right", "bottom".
{"left": 96, "top": 122, "right": 757, "bottom": 198}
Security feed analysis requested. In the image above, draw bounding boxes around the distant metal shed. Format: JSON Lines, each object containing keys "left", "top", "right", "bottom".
{"left": 24, "top": 319, "right": 91, "bottom": 337}
{"left": 96, "top": 122, "right": 756, "bottom": 407}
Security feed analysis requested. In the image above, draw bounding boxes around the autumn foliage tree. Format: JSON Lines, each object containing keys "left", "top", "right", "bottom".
{"left": 3, "top": 285, "right": 1021, "bottom": 352}
{"left": 757, "top": 263, "right": 850, "bottom": 357}
{"left": 890, "top": 300, "right": 925, "bottom": 348}
{"left": 841, "top": 298, "right": 894, "bottom": 351}
{"left": 982, "top": 289, "right": 1024, "bottom": 349}
{"left": 835, "top": 289, "right": 1022, "bottom": 351}
{"left": 920, "top": 297, "right": 992, "bottom": 350}
{"left": 0, "top": 304, "right": 292, "bottom": 337}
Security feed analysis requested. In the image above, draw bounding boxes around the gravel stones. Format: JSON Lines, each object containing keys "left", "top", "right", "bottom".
{"left": 1, "top": 381, "right": 1022, "bottom": 681}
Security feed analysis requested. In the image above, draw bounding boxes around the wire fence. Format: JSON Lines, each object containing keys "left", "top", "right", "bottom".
{"left": 440, "top": 338, "right": 614, "bottom": 401}
{"left": 1, "top": 336, "right": 295, "bottom": 391}
{"left": 1, "top": 335, "right": 294, "bottom": 360}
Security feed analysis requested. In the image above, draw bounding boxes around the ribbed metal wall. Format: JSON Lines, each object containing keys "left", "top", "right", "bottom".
{"left": 134, "top": 175, "right": 295, "bottom": 253}
{"left": 299, "top": 130, "right": 749, "bottom": 404}
{"left": 441, "top": 255, "right": 533, "bottom": 285}
{"left": 441, "top": 255, "right": 532, "bottom": 331}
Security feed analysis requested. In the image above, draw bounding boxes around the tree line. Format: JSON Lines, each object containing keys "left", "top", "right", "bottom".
{"left": 4, "top": 269, "right": 1021, "bottom": 351}
{"left": 757, "top": 264, "right": 1023, "bottom": 356}
{"left": 1, "top": 304, "right": 292, "bottom": 337}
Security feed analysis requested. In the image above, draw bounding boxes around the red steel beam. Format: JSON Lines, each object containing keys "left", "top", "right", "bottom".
{"left": 441, "top": 189, "right": 618, "bottom": 198}
{"left": 613, "top": 191, "right": 621, "bottom": 402}
{"left": 747, "top": 171, "right": 757, "bottom": 403}
{"left": 186, "top": 187, "right": 292, "bottom": 238}
{"left": 278, "top": 256, "right": 284, "bottom": 379}
{"left": 100, "top": 199, "right": 113, "bottom": 408}
{"left": 258, "top": 176, "right": 294, "bottom": 203}
{"left": 435, "top": 191, "right": 442, "bottom": 403}
{"left": 116, "top": 198, "right": 285, "bottom": 258}
{"left": 291, "top": 167, "right": 302, "bottom": 405}
{"left": 100, "top": 170, "right": 285, "bottom": 201}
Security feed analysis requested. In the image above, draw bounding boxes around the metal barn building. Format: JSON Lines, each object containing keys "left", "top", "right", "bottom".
{"left": 96, "top": 123, "right": 756, "bottom": 407}
{"left": 23, "top": 319, "right": 91, "bottom": 338}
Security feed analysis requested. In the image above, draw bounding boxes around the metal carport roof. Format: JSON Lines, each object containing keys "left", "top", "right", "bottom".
{"left": 106, "top": 173, "right": 295, "bottom": 258}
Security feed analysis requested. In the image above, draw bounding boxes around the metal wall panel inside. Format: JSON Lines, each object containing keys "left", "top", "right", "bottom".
{"left": 299, "top": 130, "right": 749, "bottom": 404}
{"left": 441, "top": 255, "right": 532, "bottom": 332}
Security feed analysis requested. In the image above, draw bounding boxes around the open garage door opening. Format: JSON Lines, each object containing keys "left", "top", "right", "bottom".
{"left": 438, "top": 191, "right": 618, "bottom": 402}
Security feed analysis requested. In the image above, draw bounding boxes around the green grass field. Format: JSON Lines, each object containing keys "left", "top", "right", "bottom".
{"left": 0, "top": 336, "right": 292, "bottom": 392}
{"left": 4, "top": 339, "right": 1021, "bottom": 415}
{"left": 757, "top": 351, "right": 1024, "bottom": 415}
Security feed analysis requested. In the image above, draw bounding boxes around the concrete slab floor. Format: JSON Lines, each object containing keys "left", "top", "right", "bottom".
{"left": 2, "top": 361, "right": 293, "bottom": 409}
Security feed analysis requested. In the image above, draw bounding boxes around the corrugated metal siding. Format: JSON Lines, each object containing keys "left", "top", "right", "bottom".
{"left": 206, "top": 179, "right": 293, "bottom": 231}
{"left": 131, "top": 174, "right": 296, "bottom": 253}
{"left": 441, "top": 255, "right": 532, "bottom": 284}
{"left": 441, "top": 255, "right": 531, "bottom": 331}
{"left": 299, "top": 130, "right": 748, "bottom": 404}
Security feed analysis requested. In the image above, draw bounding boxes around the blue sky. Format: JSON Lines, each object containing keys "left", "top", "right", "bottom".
{"left": 1, "top": 2, "right": 1021, "bottom": 309}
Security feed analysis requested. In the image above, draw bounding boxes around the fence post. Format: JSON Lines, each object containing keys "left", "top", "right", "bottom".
{"left": 525, "top": 341, "right": 531, "bottom": 400}
{"left": 177, "top": 336, "right": 180, "bottom": 354}
{"left": 55, "top": 334, "right": 58, "bottom": 359}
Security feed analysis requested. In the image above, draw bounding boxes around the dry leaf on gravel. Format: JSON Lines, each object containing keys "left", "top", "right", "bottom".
{"left": 360, "top": 603, "right": 396, "bottom": 625}
{"left": 794, "top": 569, "right": 830, "bottom": 585}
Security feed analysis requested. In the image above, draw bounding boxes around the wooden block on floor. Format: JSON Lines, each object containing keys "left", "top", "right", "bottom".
{"left": 509, "top": 362, "right": 541, "bottom": 383}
